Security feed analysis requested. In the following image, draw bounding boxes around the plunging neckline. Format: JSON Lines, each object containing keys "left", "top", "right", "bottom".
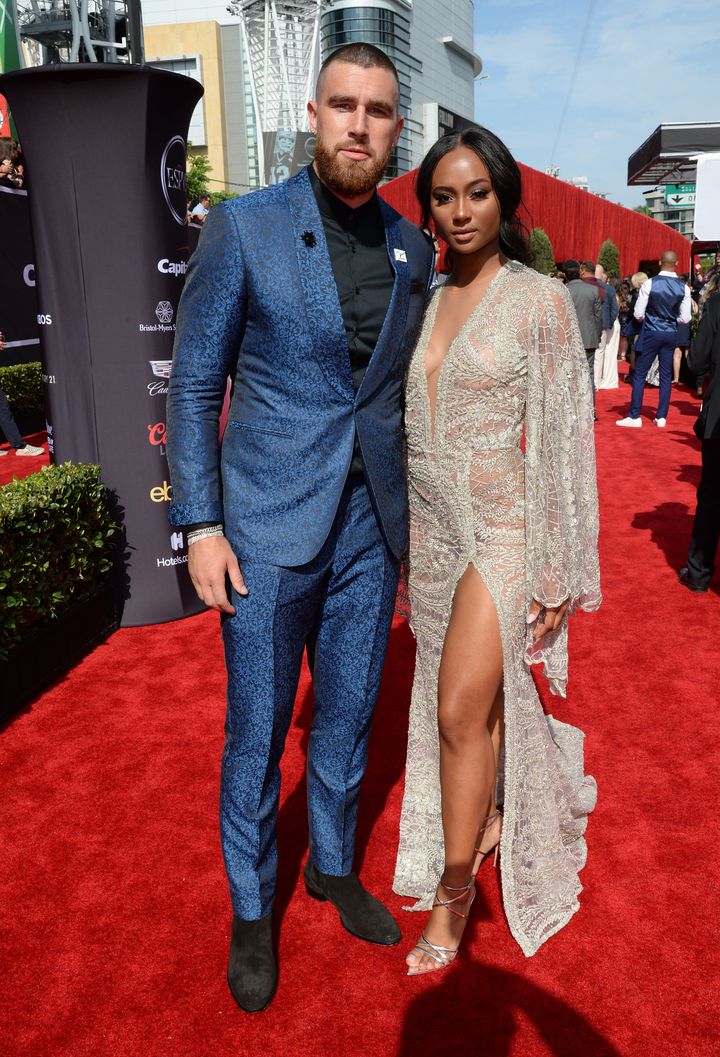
{"left": 422, "top": 261, "right": 511, "bottom": 442}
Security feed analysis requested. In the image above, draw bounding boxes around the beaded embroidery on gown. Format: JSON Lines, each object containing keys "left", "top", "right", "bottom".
{"left": 393, "top": 260, "right": 601, "bottom": 957}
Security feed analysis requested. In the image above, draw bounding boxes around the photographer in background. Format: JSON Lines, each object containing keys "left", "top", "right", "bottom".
{"left": 680, "top": 280, "right": 720, "bottom": 592}
{"left": 0, "top": 332, "right": 45, "bottom": 458}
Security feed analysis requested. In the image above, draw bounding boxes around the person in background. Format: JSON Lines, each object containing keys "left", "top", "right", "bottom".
{"left": 616, "top": 253, "right": 691, "bottom": 429}
{"left": 673, "top": 274, "right": 695, "bottom": 385}
{"left": 617, "top": 280, "right": 634, "bottom": 361}
{"left": 0, "top": 332, "right": 45, "bottom": 457}
{"left": 563, "top": 259, "right": 602, "bottom": 417}
{"left": 0, "top": 139, "right": 20, "bottom": 188}
{"left": 679, "top": 279, "right": 720, "bottom": 592}
{"left": 190, "top": 194, "right": 211, "bottom": 224}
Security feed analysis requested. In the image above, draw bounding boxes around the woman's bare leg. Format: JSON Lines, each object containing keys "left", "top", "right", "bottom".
{"left": 407, "top": 565, "right": 503, "bottom": 972}
{"left": 673, "top": 347, "right": 681, "bottom": 383}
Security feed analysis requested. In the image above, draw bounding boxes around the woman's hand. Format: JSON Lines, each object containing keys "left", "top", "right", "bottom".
{"left": 526, "top": 598, "right": 570, "bottom": 641}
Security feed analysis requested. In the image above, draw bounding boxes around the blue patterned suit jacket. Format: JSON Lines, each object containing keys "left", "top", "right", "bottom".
{"left": 166, "top": 167, "right": 434, "bottom": 565}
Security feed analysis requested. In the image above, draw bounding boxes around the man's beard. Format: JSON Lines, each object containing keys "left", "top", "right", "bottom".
{"left": 313, "top": 135, "right": 393, "bottom": 197}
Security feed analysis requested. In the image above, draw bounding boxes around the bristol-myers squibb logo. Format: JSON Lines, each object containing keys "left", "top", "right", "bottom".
{"left": 161, "top": 135, "right": 188, "bottom": 226}
{"left": 156, "top": 301, "right": 174, "bottom": 324}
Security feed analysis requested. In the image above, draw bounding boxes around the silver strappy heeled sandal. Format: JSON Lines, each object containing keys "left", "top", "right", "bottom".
{"left": 406, "top": 878, "right": 475, "bottom": 977}
{"left": 473, "top": 808, "right": 503, "bottom": 875}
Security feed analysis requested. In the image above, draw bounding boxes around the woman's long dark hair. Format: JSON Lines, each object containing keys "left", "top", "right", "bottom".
{"left": 416, "top": 128, "right": 531, "bottom": 266}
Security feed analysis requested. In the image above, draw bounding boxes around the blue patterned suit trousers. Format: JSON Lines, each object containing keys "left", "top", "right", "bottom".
{"left": 220, "top": 479, "right": 399, "bottom": 920}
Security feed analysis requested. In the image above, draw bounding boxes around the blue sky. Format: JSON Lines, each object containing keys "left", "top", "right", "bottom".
{"left": 472, "top": 0, "right": 720, "bottom": 207}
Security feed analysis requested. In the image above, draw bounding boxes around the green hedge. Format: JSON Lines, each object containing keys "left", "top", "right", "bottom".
{"left": 0, "top": 463, "right": 117, "bottom": 659}
{"left": 0, "top": 361, "right": 44, "bottom": 412}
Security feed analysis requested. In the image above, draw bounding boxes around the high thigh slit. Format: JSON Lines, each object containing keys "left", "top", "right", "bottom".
{"left": 393, "top": 261, "right": 602, "bottom": 956}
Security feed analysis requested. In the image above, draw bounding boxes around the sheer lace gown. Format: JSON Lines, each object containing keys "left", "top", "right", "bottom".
{"left": 393, "top": 261, "right": 602, "bottom": 957}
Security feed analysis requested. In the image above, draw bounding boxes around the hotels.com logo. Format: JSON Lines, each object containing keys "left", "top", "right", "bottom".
{"left": 157, "top": 530, "right": 189, "bottom": 568}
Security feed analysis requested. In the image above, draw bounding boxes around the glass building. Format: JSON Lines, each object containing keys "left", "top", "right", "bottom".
{"left": 141, "top": 0, "right": 481, "bottom": 193}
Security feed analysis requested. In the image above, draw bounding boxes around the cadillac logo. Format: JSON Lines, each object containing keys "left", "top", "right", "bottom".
{"left": 150, "top": 360, "right": 172, "bottom": 379}
{"left": 161, "top": 135, "right": 188, "bottom": 225}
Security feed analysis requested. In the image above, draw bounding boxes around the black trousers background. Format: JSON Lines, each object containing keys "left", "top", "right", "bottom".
{"left": 0, "top": 388, "right": 24, "bottom": 448}
{"left": 688, "top": 438, "right": 720, "bottom": 588}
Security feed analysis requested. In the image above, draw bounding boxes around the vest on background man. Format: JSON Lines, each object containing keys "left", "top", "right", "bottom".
{"left": 620, "top": 268, "right": 691, "bottom": 426}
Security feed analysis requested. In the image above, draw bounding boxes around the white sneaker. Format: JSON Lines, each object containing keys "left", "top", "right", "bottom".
{"left": 653, "top": 417, "right": 666, "bottom": 428}
{"left": 15, "top": 444, "right": 45, "bottom": 456}
{"left": 616, "top": 416, "right": 642, "bottom": 428}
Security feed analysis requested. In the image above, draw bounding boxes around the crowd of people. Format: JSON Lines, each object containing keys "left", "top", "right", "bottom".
{"left": 0, "top": 137, "right": 26, "bottom": 190}
{"left": 545, "top": 251, "right": 720, "bottom": 426}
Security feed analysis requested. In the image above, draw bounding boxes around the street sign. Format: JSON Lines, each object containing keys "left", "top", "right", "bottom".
{"left": 665, "top": 183, "right": 696, "bottom": 207}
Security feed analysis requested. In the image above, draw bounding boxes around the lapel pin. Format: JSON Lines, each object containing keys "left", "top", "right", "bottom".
{"left": 302, "top": 230, "right": 316, "bottom": 248}
{"left": 394, "top": 248, "right": 407, "bottom": 262}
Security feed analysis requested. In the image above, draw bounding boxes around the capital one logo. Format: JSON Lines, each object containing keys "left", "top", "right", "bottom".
{"left": 161, "top": 135, "right": 188, "bottom": 225}
{"left": 158, "top": 258, "right": 188, "bottom": 277}
{"left": 156, "top": 301, "right": 174, "bottom": 324}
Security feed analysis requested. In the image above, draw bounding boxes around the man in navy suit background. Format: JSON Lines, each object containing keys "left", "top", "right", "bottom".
{"left": 166, "top": 43, "right": 433, "bottom": 1012}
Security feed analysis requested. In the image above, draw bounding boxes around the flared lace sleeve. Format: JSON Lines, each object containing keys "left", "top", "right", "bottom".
{"left": 524, "top": 280, "right": 601, "bottom": 696}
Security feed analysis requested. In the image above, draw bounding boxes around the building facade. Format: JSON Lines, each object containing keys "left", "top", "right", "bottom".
{"left": 642, "top": 187, "right": 694, "bottom": 240}
{"left": 141, "top": 0, "right": 481, "bottom": 194}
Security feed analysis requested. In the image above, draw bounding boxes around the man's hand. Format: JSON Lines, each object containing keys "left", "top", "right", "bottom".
{"left": 526, "top": 598, "right": 570, "bottom": 642}
{"left": 188, "top": 536, "right": 248, "bottom": 614}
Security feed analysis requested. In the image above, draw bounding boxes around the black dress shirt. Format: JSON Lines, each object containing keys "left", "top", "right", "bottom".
{"left": 308, "top": 164, "right": 395, "bottom": 477}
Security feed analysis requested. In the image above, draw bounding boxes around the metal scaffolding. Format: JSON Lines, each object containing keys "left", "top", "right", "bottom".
{"left": 229, "top": 0, "right": 324, "bottom": 179}
{"left": 16, "top": 0, "right": 144, "bottom": 64}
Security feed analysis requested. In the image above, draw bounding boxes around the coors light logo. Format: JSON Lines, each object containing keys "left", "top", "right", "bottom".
{"left": 161, "top": 136, "right": 188, "bottom": 225}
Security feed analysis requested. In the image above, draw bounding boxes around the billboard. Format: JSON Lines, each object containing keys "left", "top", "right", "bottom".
{"left": 263, "top": 129, "right": 316, "bottom": 185}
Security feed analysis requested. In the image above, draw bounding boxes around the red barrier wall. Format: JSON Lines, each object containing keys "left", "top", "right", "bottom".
{"left": 380, "top": 163, "right": 690, "bottom": 276}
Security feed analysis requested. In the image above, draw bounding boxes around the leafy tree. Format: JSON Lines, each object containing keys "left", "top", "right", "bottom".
{"left": 209, "top": 190, "right": 241, "bottom": 205}
{"left": 598, "top": 239, "right": 621, "bottom": 279}
{"left": 186, "top": 148, "right": 212, "bottom": 203}
{"left": 634, "top": 205, "right": 652, "bottom": 216}
{"left": 528, "top": 227, "right": 555, "bottom": 275}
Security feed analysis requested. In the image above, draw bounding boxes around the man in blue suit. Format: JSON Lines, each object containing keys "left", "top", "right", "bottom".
{"left": 616, "top": 251, "right": 691, "bottom": 428}
{"left": 166, "top": 43, "right": 433, "bottom": 1012}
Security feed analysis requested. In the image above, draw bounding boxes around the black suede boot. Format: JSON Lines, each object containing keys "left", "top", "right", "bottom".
{"left": 227, "top": 912, "right": 277, "bottom": 1013}
{"left": 304, "top": 862, "right": 401, "bottom": 945}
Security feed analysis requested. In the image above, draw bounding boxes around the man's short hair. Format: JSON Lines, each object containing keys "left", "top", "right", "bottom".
{"left": 580, "top": 260, "right": 595, "bottom": 274}
{"left": 316, "top": 42, "right": 400, "bottom": 99}
{"left": 661, "top": 251, "right": 678, "bottom": 267}
{"left": 563, "top": 259, "right": 580, "bottom": 279}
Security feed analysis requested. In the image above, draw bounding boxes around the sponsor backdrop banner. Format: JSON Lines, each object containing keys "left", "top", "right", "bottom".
{"left": 0, "top": 64, "right": 205, "bottom": 626}
{"left": 0, "top": 186, "right": 39, "bottom": 366}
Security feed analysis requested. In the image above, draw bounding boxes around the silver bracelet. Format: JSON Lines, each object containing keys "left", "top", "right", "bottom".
{"left": 187, "top": 525, "right": 224, "bottom": 546}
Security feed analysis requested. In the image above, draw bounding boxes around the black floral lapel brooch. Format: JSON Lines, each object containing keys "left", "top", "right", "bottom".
{"left": 301, "top": 230, "right": 316, "bottom": 248}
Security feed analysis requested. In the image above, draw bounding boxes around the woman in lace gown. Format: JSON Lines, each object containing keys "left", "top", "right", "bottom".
{"left": 393, "top": 129, "right": 601, "bottom": 973}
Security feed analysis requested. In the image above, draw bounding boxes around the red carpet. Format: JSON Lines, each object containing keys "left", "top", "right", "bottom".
{"left": 1, "top": 373, "right": 717, "bottom": 1057}
{"left": 0, "top": 432, "right": 50, "bottom": 486}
